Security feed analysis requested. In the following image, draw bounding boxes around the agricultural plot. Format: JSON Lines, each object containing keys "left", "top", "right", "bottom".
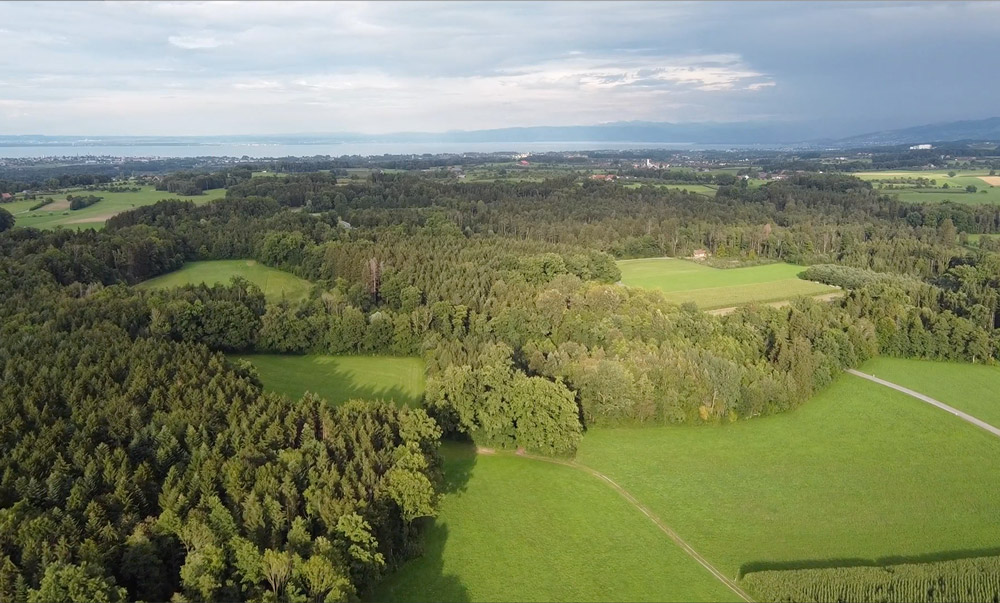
{"left": 617, "top": 258, "right": 836, "bottom": 310}
{"left": 135, "top": 259, "right": 314, "bottom": 303}
{"left": 575, "top": 369, "right": 1000, "bottom": 594}
{"left": 374, "top": 443, "right": 737, "bottom": 603}
{"left": 859, "top": 357, "right": 1000, "bottom": 427}
{"left": 10, "top": 185, "right": 226, "bottom": 229}
{"left": 856, "top": 169, "right": 1000, "bottom": 205}
{"left": 624, "top": 183, "right": 719, "bottom": 196}
{"left": 232, "top": 354, "right": 425, "bottom": 407}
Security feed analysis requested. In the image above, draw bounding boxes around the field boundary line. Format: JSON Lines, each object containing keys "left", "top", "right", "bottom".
{"left": 847, "top": 369, "right": 1000, "bottom": 439}
{"left": 509, "top": 450, "right": 754, "bottom": 602}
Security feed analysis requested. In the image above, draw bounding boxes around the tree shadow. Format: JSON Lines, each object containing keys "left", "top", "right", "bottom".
{"left": 739, "top": 546, "right": 1000, "bottom": 577}
{"left": 367, "top": 441, "right": 476, "bottom": 603}
{"left": 303, "top": 360, "right": 423, "bottom": 407}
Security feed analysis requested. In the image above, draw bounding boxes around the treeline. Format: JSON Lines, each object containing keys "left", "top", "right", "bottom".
{"left": 67, "top": 194, "right": 103, "bottom": 210}
{"left": 742, "top": 556, "right": 1000, "bottom": 603}
{"left": 156, "top": 168, "right": 253, "bottom": 195}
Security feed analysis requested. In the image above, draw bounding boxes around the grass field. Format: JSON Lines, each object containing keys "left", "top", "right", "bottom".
{"left": 232, "top": 354, "right": 426, "bottom": 407}
{"left": 373, "top": 442, "right": 737, "bottom": 603}
{"left": 617, "top": 258, "right": 836, "bottom": 309}
{"left": 575, "top": 370, "right": 1000, "bottom": 587}
{"left": 9, "top": 185, "right": 226, "bottom": 229}
{"left": 856, "top": 169, "right": 1000, "bottom": 205}
{"left": 135, "top": 260, "right": 314, "bottom": 303}
{"left": 967, "top": 233, "right": 1000, "bottom": 246}
{"left": 624, "top": 183, "right": 720, "bottom": 196}
{"left": 860, "top": 357, "right": 1000, "bottom": 427}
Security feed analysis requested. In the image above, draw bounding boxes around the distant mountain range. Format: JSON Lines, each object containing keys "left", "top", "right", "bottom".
{"left": 3, "top": 117, "right": 999, "bottom": 150}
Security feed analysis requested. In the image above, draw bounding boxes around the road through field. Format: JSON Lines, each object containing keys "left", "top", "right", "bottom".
{"left": 847, "top": 369, "right": 1000, "bottom": 439}
{"left": 511, "top": 450, "right": 754, "bottom": 602}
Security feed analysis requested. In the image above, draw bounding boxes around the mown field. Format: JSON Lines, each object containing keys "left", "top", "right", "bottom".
{"left": 575, "top": 367, "right": 1000, "bottom": 590}
{"left": 374, "top": 443, "right": 737, "bottom": 603}
{"left": 8, "top": 185, "right": 226, "bottom": 229}
{"left": 617, "top": 258, "right": 836, "bottom": 309}
{"left": 135, "top": 259, "right": 314, "bottom": 303}
{"left": 860, "top": 357, "right": 1000, "bottom": 427}
{"left": 856, "top": 169, "right": 1000, "bottom": 205}
{"left": 232, "top": 354, "right": 426, "bottom": 407}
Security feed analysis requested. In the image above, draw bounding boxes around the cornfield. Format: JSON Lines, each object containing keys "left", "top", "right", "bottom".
{"left": 742, "top": 556, "right": 1000, "bottom": 602}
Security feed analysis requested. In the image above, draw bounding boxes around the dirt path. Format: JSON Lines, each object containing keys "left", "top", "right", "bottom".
{"left": 509, "top": 450, "right": 754, "bottom": 602}
{"left": 847, "top": 369, "right": 1000, "bottom": 439}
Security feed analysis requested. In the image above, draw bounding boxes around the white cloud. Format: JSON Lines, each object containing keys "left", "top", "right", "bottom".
{"left": 167, "top": 33, "right": 230, "bottom": 49}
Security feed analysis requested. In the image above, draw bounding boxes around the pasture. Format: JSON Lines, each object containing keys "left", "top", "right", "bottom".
{"left": 374, "top": 442, "right": 737, "bottom": 603}
{"left": 855, "top": 169, "right": 1000, "bottom": 205}
{"left": 860, "top": 357, "right": 1000, "bottom": 427}
{"left": 9, "top": 185, "right": 226, "bottom": 229}
{"left": 135, "top": 260, "right": 314, "bottom": 303}
{"left": 576, "top": 369, "right": 1000, "bottom": 590}
{"left": 617, "top": 258, "right": 836, "bottom": 309}
{"left": 232, "top": 354, "right": 425, "bottom": 407}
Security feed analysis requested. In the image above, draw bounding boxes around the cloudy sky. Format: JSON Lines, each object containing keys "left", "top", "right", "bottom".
{"left": 1, "top": 1, "right": 997, "bottom": 137}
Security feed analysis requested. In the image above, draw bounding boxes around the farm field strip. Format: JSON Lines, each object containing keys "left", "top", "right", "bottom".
{"left": 847, "top": 369, "right": 1000, "bottom": 439}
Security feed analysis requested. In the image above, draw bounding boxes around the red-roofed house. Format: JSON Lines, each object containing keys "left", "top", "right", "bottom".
{"left": 1, "top": 193, "right": 12, "bottom": 202}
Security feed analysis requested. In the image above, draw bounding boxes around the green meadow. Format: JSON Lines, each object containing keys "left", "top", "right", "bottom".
{"left": 9, "top": 185, "right": 226, "bottom": 229}
{"left": 860, "top": 357, "right": 1000, "bottom": 427}
{"left": 575, "top": 369, "right": 1000, "bottom": 588}
{"left": 617, "top": 258, "right": 835, "bottom": 309}
{"left": 135, "top": 260, "right": 314, "bottom": 303}
{"left": 232, "top": 354, "right": 426, "bottom": 407}
{"left": 374, "top": 443, "right": 737, "bottom": 603}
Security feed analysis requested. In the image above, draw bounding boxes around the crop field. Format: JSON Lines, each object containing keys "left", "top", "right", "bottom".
{"left": 575, "top": 369, "right": 1000, "bottom": 593}
{"left": 859, "top": 357, "right": 1000, "bottom": 427}
{"left": 617, "top": 258, "right": 836, "bottom": 309}
{"left": 231, "top": 354, "right": 425, "bottom": 407}
{"left": 374, "top": 443, "right": 737, "bottom": 603}
{"left": 624, "top": 183, "right": 719, "bottom": 196}
{"left": 8, "top": 185, "right": 226, "bottom": 229}
{"left": 135, "top": 259, "right": 314, "bottom": 303}
{"left": 855, "top": 169, "right": 1000, "bottom": 205}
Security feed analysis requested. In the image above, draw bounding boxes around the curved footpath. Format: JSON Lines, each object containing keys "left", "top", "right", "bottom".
{"left": 846, "top": 369, "right": 1000, "bottom": 439}
{"left": 511, "top": 450, "right": 754, "bottom": 602}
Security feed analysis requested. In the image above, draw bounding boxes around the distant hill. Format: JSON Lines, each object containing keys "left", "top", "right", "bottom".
{"left": 833, "top": 117, "right": 1000, "bottom": 146}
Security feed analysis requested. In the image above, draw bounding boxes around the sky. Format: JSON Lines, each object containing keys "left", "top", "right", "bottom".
{"left": 1, "top": 1, "right": 998, "bottom": 137}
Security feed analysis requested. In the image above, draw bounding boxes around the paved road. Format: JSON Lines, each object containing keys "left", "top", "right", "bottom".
{"left": 847, "top": 369, "right": 1000, "bottom": 439}
{"left": 513, "top": 450, "right": 754, "bottom": 602}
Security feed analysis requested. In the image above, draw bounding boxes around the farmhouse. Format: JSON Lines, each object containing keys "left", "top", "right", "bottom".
{"left": 692, "top": 248, "right": 709, "bottom": 260}
{"left": 0, "top": 193, "right": 12, "bottom": 202}
{"left": 590, "top": 174, "right": 618, "bottom": 181}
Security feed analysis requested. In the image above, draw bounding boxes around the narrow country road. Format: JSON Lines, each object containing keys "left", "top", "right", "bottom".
{"left": 512, "top": 450, "right": 754, "bottom": 602}
{"left": 846, "top": 369, "right": 1000, "bottom": 439}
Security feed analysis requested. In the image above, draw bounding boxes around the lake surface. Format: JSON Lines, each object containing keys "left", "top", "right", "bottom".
{"left": 0, "top": 140, "right": 778, "bottom": 159}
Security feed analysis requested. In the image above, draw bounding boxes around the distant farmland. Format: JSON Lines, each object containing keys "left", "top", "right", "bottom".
{"left": 617, "top": 257, "right": 836, "bottom": 310}
{"left": 9, "top": 185, "right": 225, "bottom": 229}
{"left": 856, "top": 169, "right": 1000, "bottom": 205}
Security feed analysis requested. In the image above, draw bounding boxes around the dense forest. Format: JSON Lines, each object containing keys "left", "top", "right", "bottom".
{"left": 2, "top": 166, "right": 999, "bottom": 600}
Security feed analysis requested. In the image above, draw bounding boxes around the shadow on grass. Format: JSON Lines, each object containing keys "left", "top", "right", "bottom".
{"left": 739, "top": 546, "right": 1000, "bottom": 577}
{"left": 368, "top": 441, "right": 476, "bottom": 603}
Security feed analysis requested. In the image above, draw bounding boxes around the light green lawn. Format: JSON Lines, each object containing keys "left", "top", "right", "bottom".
{"left": 860, "top": 357, "right": 1000, "bottom": 428}
{"left": 617, "top": 258, "right": 835, "bottom": 309}
{"left": 374, "top": 442, "right": 738, "bottom": 603}
{"left": 11, "top": 185, "right": 225, "bottom": 230}
{"left": 232, "top": 354, "right": 425, "bottom": 407}
{"left": 135, "top": 260, "right": 314, "bottom": 303}
{"left": 576, "top": 371, "right": 1000, "bottom": 585}
{"left": 624, "top": 183, "right": 719, "bottom": 196}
